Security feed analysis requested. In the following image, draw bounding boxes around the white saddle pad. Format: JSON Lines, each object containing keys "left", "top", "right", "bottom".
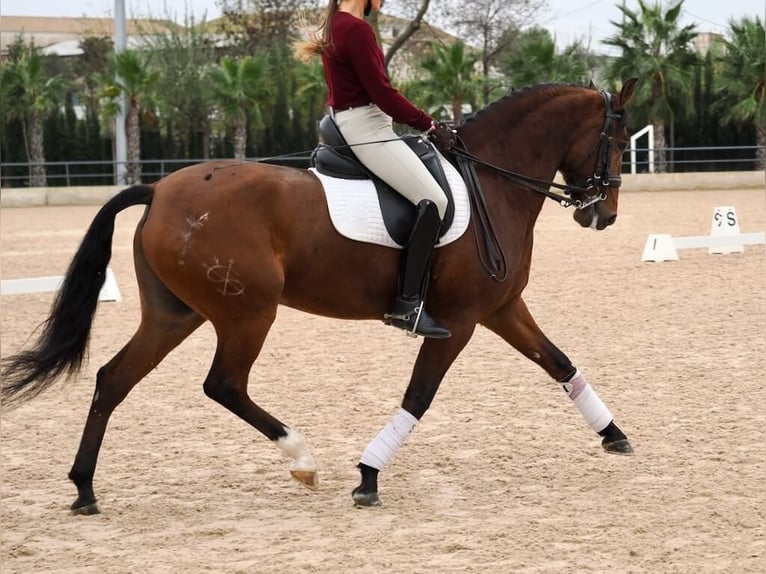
{"left": 309, "top": 151, "right": 470, "bottom": 249}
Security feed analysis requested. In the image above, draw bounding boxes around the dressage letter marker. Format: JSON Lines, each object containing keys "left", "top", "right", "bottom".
{"left": 708, "top": 205, "right": 743, "bottom": 254}
{"left": 641, "top": 234, "right": 678, "bottom": 262}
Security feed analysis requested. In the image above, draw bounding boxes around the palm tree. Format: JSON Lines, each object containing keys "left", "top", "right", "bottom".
{"left": 293, "top": 57, "right": 328, "bottom": 143}
{"left": 715, "top": 16, "right": 765, "bottom": 170}
{"left": 101, "top": 49, "right": 160, "bottom": 184}
{"left": 76, "top": 36, "right": 113, "bottom": 122}
{"left": 604, "top": 0, "right": 699, "bottom": 172}
{"left": 2, "top": 40, "right": 64, "bottom": 186}
{"left": 500, "top": 29, "right": 589, "bottom": 87}
{"left": 0, "top": 59, "right": 9, "bottom": 167}
{"left": 208, "top": 56, "right": 272, "bottom": 159}
{"left": 414, "top": 40, "right": 481, "bottom": 124}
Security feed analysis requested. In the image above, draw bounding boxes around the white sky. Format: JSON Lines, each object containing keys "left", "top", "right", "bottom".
{"left": 2, "top": 0, "right": 765, "bottom": 54}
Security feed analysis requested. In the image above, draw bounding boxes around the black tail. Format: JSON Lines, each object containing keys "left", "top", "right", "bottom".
{"left": 0, "top": 184, "right": 154, "bottom": 409}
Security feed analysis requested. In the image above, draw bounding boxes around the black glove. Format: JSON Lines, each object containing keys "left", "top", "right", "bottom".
{"left": 427, "top": 121, "right": 456, "bottom": 152}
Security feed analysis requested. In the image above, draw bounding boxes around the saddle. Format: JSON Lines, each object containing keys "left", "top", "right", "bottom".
{"left": 311, "top": 114, "right": 455, "bottom": 245}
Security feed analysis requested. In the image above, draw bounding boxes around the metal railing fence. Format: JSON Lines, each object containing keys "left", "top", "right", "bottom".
{"left": 1, "top": 145, "right": 763, "bottom": 188}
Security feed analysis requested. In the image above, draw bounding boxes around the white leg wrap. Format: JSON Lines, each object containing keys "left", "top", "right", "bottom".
{"left": 360, "top": 408, "right": 418, "bottom": 470}
{"left": 562, "top": 370, "right": 612, "bottom": 433}
{"left": 275, "top": 427, "right": 317, "bottom": 472}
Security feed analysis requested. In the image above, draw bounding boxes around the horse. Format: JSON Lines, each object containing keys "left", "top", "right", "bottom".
{"left": 1, "top": 79, "right": 638, "bottom": 513}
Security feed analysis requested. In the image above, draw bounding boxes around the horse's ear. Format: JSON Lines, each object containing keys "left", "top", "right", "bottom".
{"left": 616, "top": 77, "right": 638, "bottom": 108}
{"left": 588, "top": 78, "right": 598, "bottom": 90}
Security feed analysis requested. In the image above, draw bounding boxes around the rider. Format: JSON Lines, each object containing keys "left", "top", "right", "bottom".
{"left": 296, "top": 0, "right": 453, "bottom": 339}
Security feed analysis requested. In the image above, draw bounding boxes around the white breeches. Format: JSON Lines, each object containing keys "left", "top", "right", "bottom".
{"left": 333, "top": 104, "right": 449, "bottom": 219}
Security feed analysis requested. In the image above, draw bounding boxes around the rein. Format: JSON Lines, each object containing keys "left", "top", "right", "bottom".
{"left": 450, "top": 144, "right": 595, "bottom": 209}
{"left": 450, "top": 91, "right": 623, "bottom": 210}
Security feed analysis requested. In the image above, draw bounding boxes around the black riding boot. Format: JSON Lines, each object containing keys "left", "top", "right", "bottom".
{"left": 385, "top": 200, "right": 451, "bottom": 339}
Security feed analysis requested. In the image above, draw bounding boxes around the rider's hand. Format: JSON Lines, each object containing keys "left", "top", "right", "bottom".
{"left": 427, "top": 121, "right": 456, "bottom": 152}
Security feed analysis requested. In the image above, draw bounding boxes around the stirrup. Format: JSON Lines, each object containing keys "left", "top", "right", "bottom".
{"left": 384, "top": 302, "right": 451, "bottom": 339}
{"left": 384, "top": 304, "right": 424, "bottom": 338}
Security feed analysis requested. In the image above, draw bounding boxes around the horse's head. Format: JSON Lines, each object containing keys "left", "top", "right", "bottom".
{"left": 561, "top": 78, "right": 638, "bottom": 230}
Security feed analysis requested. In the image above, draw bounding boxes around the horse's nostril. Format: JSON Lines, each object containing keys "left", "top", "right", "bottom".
{"left": 607, "top": 214, "right": 617, "bottom": 226}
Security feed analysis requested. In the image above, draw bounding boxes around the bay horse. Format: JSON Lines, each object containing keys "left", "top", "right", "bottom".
{"left": 1, "top": 79, "right": 638, "bottom": 513}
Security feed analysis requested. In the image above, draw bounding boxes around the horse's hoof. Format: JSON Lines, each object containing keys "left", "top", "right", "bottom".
{"left": 352, "top": 487, "right": 382, "bottom": 507}
{"left": 70, "top": 499, "right": 100, "bottom": 515}
{"left": 290, "top": 469, "right": 319, "bottom": 491}
{"left": 603, "top": 438, "right": 634, "bottom": 455}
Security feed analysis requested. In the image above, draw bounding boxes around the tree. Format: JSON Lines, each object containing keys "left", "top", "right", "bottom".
{"left": 101, "top": 49, "right": 160, "bottom": 183}
{"left": 498, "top": 28, "right": 590, "bottom": 87}
{"left": 412, "top": 40, "right": 480, "bottom": 123}
{"left": 219, "top": 0, "right": 316, "bottom": 55}
{"left": 208, "top": 55, "right": 272, "bottom": 159}
{"left": 140, "top": 15, "right": 217, "bottom": 159}
{"left": 75, "top": 36, "right": 113, "bottom": 121}
{"left": 603, "top": 0, "right": 699, "bottom": 172}
{"left": 70, "top": 36, "right": 115, "bottom": 178}
{"left": 0, "top": 60, "right": 12, "bottom": 185}
{"left": 293, "top": 57, "right": 328, "bottom": 143}
{"left": 2, "top": 39, "right": 65, "bottom": 186}
{"left": 435, "top": 0, "right": 547, "bottom": 104}
{"left": 368, "top": 0, "right": 433, "bottom": 68}
{"left": 715, "top": 16, "right": 765, "bottom": 169}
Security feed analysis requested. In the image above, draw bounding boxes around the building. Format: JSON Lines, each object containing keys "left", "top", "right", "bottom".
{"left": 1, "top": 16, "right": 178, "bottom": 57}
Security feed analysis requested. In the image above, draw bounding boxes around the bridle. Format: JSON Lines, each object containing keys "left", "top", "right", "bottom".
{"left": 449, "top": 90, "right": 626, "bottom": 210}
{"left": 560, "top": 90, "right": 626, "bottom": 209}
{"left": 447, "top": 89, "right": 626, "bottom": 281}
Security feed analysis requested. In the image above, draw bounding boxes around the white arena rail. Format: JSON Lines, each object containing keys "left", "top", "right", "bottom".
{"left": 642, "top": 206, "right": 765, "bottom": 262}
{"left": 642, "top": 231, "right": 765, "bottom": 262}
{"left": 0, "top": 268, "right": 121, "bottom": 301}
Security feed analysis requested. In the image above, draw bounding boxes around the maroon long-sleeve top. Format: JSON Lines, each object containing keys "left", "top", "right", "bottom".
{"left": 322, "top": 10, "right": 433, "bottom": 132}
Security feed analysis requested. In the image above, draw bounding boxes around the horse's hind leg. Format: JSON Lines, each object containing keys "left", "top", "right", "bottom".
{"left": 69, "top": 234, "right": 205, "bottom": 515}
{"left": 202, "top": 315, "right": 318, "bottom": 491}
{"left": 69, "top": 304, "right": 204, "bottom": 514}
{"left": 482, "top": 297, "right": 633, "bottom": 454}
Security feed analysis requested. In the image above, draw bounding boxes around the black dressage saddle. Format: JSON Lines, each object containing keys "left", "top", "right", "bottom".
{"left": 311, "top": 114, "right": 455, "bottom": 245}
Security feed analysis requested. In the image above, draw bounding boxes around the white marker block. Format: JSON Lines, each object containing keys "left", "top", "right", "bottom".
{"left": 709, "top": 206, "right": 743, "bottom": 254}
{"left": 641, "top": 233, "right": 678, "bottom": 262}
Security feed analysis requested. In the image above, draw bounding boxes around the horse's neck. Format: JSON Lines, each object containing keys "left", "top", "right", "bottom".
{"left": 458, "top": 119, "right": 558, "bottom": 225}
{"left": 456, "top": 102, "right": 579, "bottom": 265}
{"left": 460, "top": 106, "right": 566, "bottom": 183}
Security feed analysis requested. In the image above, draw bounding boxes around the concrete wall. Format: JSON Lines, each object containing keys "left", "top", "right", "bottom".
{"left": 1, "top": 171, "right": 764, "bottom": 208}
{"left": 619, "top": 170, "right": 763, "bottom": 193}
{"left": 1, "top": 185, "right": 121, "bottom": 208}
{"left": 554, "top": 171, "right": 764, "bottom": 193}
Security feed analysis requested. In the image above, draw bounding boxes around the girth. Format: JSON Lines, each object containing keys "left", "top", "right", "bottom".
{"left": 311, "top": 114, "right": 455, "bottom": 245}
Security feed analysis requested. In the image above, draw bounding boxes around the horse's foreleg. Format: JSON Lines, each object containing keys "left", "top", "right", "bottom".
{"left": 483, "top": 297, "right": 633, "bottom": 454}
{"left": 203, "top": 318, "right": 318, "bottom": 491}
{"left": 69, "top": 310, "right": 204, "bottom": 515}
{"left": 353, "top": 329, "right": 474, "bottom": 507}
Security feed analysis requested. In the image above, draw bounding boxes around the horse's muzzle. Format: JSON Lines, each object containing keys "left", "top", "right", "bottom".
{"left": 573, "top": 203, "right": 617, "bottom": 230}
